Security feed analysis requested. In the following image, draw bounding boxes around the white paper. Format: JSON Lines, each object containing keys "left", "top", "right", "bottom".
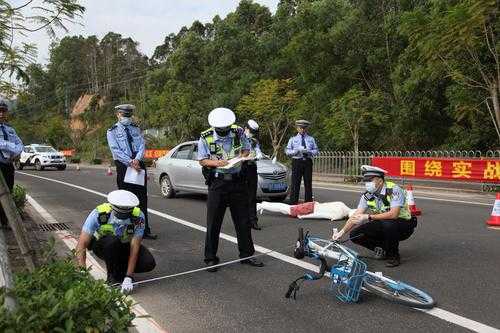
{"left": 124, "top": 167, "right": 145, "bottom": 186}
{"left": 219, "top": 156, "right": 254, "bottom": 170}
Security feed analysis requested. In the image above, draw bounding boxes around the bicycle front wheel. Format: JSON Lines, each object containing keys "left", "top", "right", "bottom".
{"left": 363, "top": 272, "right": 436, "bottom": 309}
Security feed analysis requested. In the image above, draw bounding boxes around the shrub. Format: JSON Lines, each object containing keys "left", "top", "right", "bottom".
{"left": 70, "top": 156, "right": 81, "bottom": 163}
{"left": 0, "top": 259, "right": 135, "bottom": 332}
{"left": 92, "top": 158, "right": 102, "bottom": 165}
{"left": 11, "top": 185, "right": 26, "bottom": 213}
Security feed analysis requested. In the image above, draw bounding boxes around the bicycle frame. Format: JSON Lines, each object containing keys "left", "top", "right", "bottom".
{"left": 306, "top": 236, "right": 367, "bottom": 303}
{"left": 287, "top": 228, "right": 436, "bottom": 308}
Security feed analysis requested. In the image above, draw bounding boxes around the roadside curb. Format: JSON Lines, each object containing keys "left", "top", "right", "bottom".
{"left": 25, "top": 195, "right": 167, "bottom": 333}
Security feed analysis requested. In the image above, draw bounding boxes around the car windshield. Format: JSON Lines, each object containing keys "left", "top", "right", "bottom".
{"left": 34, "top": 146, "right": 57, "bottom": 153}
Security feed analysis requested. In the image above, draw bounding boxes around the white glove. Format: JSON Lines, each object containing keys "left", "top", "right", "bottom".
{"left": 351, "top": 214, "right": 369, "bottom": 225}
{"left": 256, "top": 152, "right": 263, "bottom": 160}
{"left": 332, "top": 229, "right": 345, "bottom": 241}
{"left": 121, "top": 276, "right": 133, "bottom": 294}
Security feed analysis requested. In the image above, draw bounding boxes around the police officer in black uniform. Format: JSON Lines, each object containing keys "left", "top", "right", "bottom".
{"left": 106, "top": 104, "right": 157, "bottom": 239}
{"left": 198, "top": 108, "right": 264, "bottom": 272}
{"left": 244, "top": 120, "right": 263, "bottom": 230}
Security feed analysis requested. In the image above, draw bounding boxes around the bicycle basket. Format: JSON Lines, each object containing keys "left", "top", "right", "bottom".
{"left": 329, "top": 252, "right": 367, "bottom": 303}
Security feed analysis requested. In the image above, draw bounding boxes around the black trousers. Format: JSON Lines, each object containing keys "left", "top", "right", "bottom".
{"left": 246, "top": 163, "right": 258, "bottom": 224}
{"left": 290, "top": 158, "right": 313, "bottom": 205}
{"left": 0, "top": 162, "right": 14, "bottom": 226}
{"left": 91, "top": 235, "right": 156, "bottom": 281}
{"left": 205, "top": 178, "right": 255, "bottom": 262}
{"left": 115, "top": 160, "right": 151, "bottom": 234}
{"left": 350, "top": 217, "right": 417, "bottom": 257}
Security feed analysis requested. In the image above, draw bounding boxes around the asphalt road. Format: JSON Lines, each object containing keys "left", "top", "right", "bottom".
{"left": 16, "top": 166, "right": 500, "bottom": 333}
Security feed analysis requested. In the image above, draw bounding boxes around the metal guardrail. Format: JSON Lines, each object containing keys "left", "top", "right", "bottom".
{"left": 313, "top": 150, "right": 500, "bottom": 177}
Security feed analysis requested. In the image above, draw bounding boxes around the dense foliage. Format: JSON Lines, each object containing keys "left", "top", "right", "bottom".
{"left": 9, "top": 0, "right": 500, "bottom": 158}
{"left": 0, "top": 259, "right": 135, "bottom": 332}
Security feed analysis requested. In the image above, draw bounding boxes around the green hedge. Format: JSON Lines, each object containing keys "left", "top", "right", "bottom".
{"left": 0, "top": 259, "right": 135, "bottom": 332}
{"left": 12, "top": 185, "right": 26, "bottom": 213}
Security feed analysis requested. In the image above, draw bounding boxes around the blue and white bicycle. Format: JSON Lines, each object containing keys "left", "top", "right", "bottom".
{"left": 286, "top": 228, "right": 436, "bottom": 309}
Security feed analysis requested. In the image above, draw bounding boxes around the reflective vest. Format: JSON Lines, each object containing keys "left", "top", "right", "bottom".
{"left": 201, "top": 125, "right": 242, "bottom": 173}
{"left": 95, "top": 203, "right": 141, "bottom": 242}
{"left": 366, "top": 182, "right": 411, "bottom": 220}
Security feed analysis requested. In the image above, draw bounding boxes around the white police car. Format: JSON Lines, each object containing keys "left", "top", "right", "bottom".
{"left": 16, "top": 144, "right": 66, "bottom": 171}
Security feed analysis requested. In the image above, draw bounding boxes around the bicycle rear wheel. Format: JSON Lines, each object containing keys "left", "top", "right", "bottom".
{"left": 363, "top": 272, "right": 436, "bottom": 309}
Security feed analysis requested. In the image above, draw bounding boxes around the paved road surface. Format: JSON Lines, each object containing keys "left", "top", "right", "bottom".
{"left": 16, "top": 167, "right": 500, "bottom": 333}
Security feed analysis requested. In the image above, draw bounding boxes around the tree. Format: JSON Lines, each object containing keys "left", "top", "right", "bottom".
{"left": 327, "top": 87, "right": 387, "bottom": 156}
{"left": 401, "top": 0, "right": 500, "bottom": 143}
{"left": 0, "top": 0, "right": 85, "bottom": 95}
{"left": 237, "top": 78, "right": 298, "bottom": 157}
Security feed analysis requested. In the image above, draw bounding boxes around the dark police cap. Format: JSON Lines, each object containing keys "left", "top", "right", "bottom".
{"left": 114, "top": 104, "right": 135, "bottom": 116}
{"left": 295, "top": 119, "right": 310, "bottom": 128}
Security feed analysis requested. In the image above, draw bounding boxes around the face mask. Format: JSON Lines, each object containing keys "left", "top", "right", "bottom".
{"left": 215, "top": 128, "right": 230, "bottom": 137}
{"left": 365, "top": 181, "right": 377, "bottom": 193}
{"left": 119, "top": 117, "right": 132, "bottom": 126}
{"left": 111, "top": 210, "right": 132, "bottom": 221}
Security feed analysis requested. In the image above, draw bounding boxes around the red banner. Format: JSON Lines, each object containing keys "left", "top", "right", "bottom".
{"left": 372, "top": 157, "right": 500, "bottom": 183}
{"left": 144, "top": 149, "right": 169, "bottom": 159}
{"left": 60, "top": 149, "right": 75, "bottom": 157}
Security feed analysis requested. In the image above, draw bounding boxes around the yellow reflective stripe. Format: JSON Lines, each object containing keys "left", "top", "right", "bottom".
{"left": 132, "top": 207, "right": 141, "bottom": 217}
{"left": 96, "top": 203, "right": 112, "bottom": 214}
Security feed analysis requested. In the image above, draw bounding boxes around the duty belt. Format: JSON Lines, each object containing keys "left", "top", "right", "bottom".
{"left": 214, "top": 172, "right": 241, "bottom": 181}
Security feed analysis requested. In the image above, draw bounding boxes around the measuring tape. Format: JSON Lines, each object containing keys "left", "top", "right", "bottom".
{"left": 112, "top": 246, "right": 294, "bottom": 288}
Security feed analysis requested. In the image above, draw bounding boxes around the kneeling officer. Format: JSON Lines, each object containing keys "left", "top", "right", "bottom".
{"left": 76, "top": 190, "right": 156, "bottom": 293}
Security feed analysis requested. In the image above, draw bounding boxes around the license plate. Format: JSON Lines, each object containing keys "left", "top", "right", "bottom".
{"left": 269, "top": 182, "right": 286, "bottom": 191}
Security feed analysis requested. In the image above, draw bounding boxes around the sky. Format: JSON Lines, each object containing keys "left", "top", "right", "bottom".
{"left": 28, "top": 0, "right": 279, "bottom": 64}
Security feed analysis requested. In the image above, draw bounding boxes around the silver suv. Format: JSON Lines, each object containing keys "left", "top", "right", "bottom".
{"left": 152, "top": 141, "right": 289, "bottom": 201}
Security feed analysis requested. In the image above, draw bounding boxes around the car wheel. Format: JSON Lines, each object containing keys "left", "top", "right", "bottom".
{"left": 35, "top": 160, "right": 44, "bottom": 171}
{"left": 57, "top": 165, "right": 66, "bottom": 171}
{"left": 14, "top": 161, "right": 23, "bottom": 170}
{"left": 160, "top": 174, "right": 175, "bottom": 198}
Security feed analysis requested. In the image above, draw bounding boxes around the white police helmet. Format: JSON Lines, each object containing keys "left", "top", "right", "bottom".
{"left": 247, "top": 119, "right": 259, "bottom": 131}
{"left": 208, "top": 108, "right": 236, "bottom": 128}
{"left": 361, "top": 165, "right": 388, "bottom": 181}
{"left": 107, "top": 190, "right": 139, "bottom": 212}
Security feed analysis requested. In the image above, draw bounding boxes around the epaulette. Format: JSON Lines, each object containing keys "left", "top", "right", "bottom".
{"left": 109, "top": 124, "right": 118, "bottom": 131}
{"left": 201, "top": 128, "right": 213, "bottom": 138}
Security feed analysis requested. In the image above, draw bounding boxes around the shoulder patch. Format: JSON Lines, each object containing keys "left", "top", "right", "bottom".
{"left": 201, "top": 128, "right": 214, "bottom": 138}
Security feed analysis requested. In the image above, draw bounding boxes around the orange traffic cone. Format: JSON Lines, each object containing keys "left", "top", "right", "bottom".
{"left": 106, "top": 167, "right": 113, "bottom": 176}
{"left": 406, "top": 184, "right": 422, "bottom": 216}
{"left": 486, "top": 193, "right": 500, "bottom": 227}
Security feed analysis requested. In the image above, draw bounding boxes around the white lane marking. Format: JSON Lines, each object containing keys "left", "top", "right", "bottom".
{"left": 26, "top": 194, "right": 167, "bottom": 333}
{"left": 18, "top": 171, "right": 500, "bottom": 333}
{"left": 313, "top": 186, "right": 493, "bottom": 207}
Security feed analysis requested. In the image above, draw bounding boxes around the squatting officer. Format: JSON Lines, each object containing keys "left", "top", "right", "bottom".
{"left": 76, "top": 190, "right": 156, "bottom": 294}
{"left": 244, "top": 119, "right": 263, "bottom": 230}
{"left": 107, "top": 104, "right": 157, "bottom": 239}
{"left": 198, "top": 108, "right": 264, "bottom": 272}
{"left": 285, "top": 120, "right": 318, "bottom": 205}
{"left": 0, "top": 100, "right": 23, "bottom": 228}
{"left": 332, "top": 165, "right": 417, "bottom": 267}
